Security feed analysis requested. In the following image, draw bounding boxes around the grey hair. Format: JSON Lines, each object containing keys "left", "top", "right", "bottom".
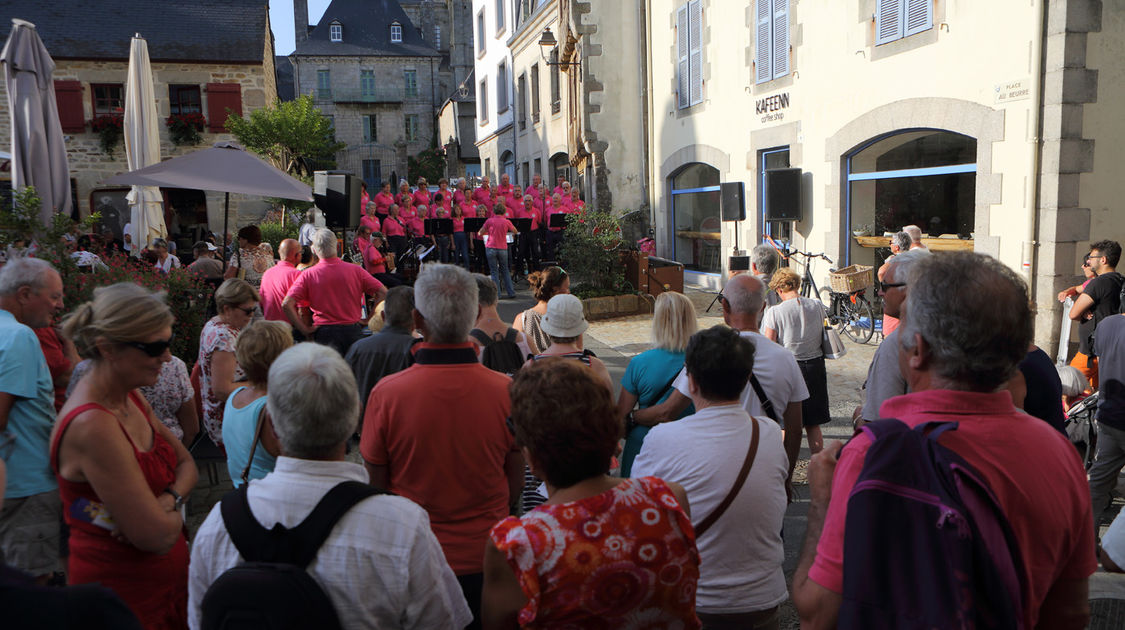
{"left": 267, "top": 343, "right": 359, "bottom": 459}
{"left": 899, "top": 252, "right": 1032, "bottom": 391}
{"left": 724, "top": 274, "right": 766, "bottom": 319}
{"left": 311, "top": 228, "right": 338, "bottom": 259}
{"left": 383, "top": 285, "right": 415, "bottom": 329}
{"left": 0, "top": 257, "right": 56, "bottom": 296}
{"left": 750, "top": 244, "right": 779, "bottom": 276}
{"left": 891, "top": 231, "right": 912, "bottom": 252}
{"left": 902, "top": 225, "right": 923, "bottom": 243}
{"left": 414, "top": 263, "right": 478, "bottom": 343}
{"left": 473, "top": 273, "right": 499, "bottom": 307}
{"left": 886, "top": 248, "right": 930, "bottom": 282}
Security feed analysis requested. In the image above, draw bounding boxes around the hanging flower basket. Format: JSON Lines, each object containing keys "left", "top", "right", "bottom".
{"left": 166, "top": 113, "right": 207, "bottom": 146}
{"left": 89, "top": 115, "right": 123, "bottom": 156}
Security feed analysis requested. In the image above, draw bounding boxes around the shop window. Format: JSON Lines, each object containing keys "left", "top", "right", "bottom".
{"left": 755, "top": 0, "right": 789, "bottom": 83}
{"left": 846, "top": 129, "right": 976, "bottom": 265}
{"left": 676, "top": 0, "right": 703, "bottom": 108}
{"left": 876, "top": 0, "right": 933, "bottom": 45}
{"left": 169, "top": 84, "right": 202, "bottom": 116}
{"left": 670, "top": 163, "right": 721, "bottom": 273}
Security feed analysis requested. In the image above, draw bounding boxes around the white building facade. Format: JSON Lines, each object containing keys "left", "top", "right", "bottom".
{"left": 472, "top": 0, "right": 516, "bottom": 181}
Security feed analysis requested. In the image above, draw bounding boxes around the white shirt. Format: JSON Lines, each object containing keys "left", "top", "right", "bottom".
{"left": 673, "top": 330, "right": 809, "bottom": 420}
{"left": 631, "top": 404, "right": 789, "bottom": 613}
{"left": 188, "top": 457, "right": 471, "bottom": 630}
{"left": 154, "top": 254, "right": 181, "bottom": 273}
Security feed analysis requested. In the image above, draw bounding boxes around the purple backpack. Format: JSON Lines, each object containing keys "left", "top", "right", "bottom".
{"left": 839, "top": 420, "right": 1026, "bottom": 630}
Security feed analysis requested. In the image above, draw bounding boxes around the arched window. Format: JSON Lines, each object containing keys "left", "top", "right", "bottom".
{"left": 500, "top": 151, "right": 515, "bottom": 182}
{"left": 670, "top": 163, "right": 721, "bottom": 273}
{"left": 846, "top": 129, "right": 976, "bottom": 264}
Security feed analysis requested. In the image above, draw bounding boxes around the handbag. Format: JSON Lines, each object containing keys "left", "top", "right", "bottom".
{"left": 694, "top": 414, "right": 760, "bottom": 537}
{"left": 822, "top": 319, "right": 847, "bottom": 359}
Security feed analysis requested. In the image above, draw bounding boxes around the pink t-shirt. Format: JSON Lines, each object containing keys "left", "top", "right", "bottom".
{"left": 808, "top": 390, "right": 1096, "bottom": 628}
{"left": 472, "top": 186, "right": 492, "bottom": 207}
{"left": 259, "top": 261, "right": 302, "bottom": 322}
{"left": 383, "top": 216, "right": 406, "bottom": 237}
{"left": 547, "top": 204, "right": 567, "bottom": 231}
{"left": 374, "top": 192, "right": 395, "bottom": 213}
{"left": 360, "top": 215, "right": 380, "bottom": 233}
{"left": 412, "top": 189, "right": 432, "bottom": 208}
{"left": 360, "top": 190, "right": 370, "bottom": 212}
{"left": 553, "top": 186, "right": 566, "bottom": 197}
{"left": 363, "top": 244, "right": 387, "bottom": 275}
{"left": 482, "top": 216, "right": 515, "bottom": 250}
{"left": 514, "top": 204, "right": 540, "bottom": 231}
{"left": 285, "top": 257, "right": 385, "bottom": 326}
{"left": 453, "top": 189, "right": 468, "bottom": 207}
{"left": 452, "top": 217, "right": 465, "bottom": 233}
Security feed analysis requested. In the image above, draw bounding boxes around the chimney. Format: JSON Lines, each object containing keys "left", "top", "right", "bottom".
{"left": 294, "top": 0, "right": 310, "bottom": 43}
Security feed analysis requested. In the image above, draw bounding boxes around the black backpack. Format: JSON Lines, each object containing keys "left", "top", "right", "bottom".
{"left": 200, "top": 481, "right": 384, "bottom": 630}
{"left": 470, "top": 328, "right": 525, "bottom": 376}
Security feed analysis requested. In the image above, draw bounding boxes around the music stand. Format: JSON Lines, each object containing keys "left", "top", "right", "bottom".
{"left": 464, "top": 218, "right": 487, "bottom": 233}
{"left": 548, "top": 214, "right": 568, "bottom": 229}
{"left": 424, "top": 218, "right": 454, "bottom": 236}
{"left": 511, "top": 218, "right": 532, "bottom": 233}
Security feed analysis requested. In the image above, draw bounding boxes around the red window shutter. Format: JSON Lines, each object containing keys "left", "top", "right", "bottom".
{"left": 54, "top": 80, "right": 85, "bottom": 133}
{"left": 205, "top": 83, "right": 243, "bottom": 133}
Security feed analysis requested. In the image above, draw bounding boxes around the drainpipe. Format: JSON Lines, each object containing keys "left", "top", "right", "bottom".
{"left": 1022, "top": 0, "right": 1048, "bottom": 292}
{"left": 637, "top": 0, "right": 651, "bottom": 219}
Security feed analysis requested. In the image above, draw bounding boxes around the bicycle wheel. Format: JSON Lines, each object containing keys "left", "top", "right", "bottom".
{"left": 837, "top": 294, "right": 875, "bottom": 344}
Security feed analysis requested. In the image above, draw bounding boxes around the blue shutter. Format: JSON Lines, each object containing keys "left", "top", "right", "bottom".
{"left": 772, "top": 0, "right": 789, "bottom": 79}
{"left": 904, "top": 0, "right": 933, "bottom": 36}
{"left": 677, "top": 5, "right": 689, "bottom": 108}
{"left": 875, "top": 0, "right": 903, "bottom": 45}
{"left": 755, "top": 0, "right": 772, "bottom": 83}
{"left": 688, "top": 0, "right": 703, "bottom": 105}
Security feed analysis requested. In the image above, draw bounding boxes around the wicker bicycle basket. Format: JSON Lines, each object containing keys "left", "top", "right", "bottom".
{"left": 829, "top": 265, "right": 873, "bottom": 293}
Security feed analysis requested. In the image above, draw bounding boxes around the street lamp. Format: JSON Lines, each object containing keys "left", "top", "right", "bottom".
{"left": 539, "top": 28, "right": 578, "bottom": 70}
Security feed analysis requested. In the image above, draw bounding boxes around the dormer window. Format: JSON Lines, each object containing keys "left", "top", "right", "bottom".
{"left": 330, "top": 22, "right": 342, "bottom": 42}
{"left": 390, "top": 22, "right": 403, "bottom": 43}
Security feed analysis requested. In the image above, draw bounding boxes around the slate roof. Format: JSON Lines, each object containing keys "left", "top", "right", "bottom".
{"left": 0, "top": 0, "right": 269, "bottom": 63}
{"left": 294, "top": 0, "right": 439, "bottom": 58}
{"left": 275, "top": 56, "right": 295, "bottom": 101}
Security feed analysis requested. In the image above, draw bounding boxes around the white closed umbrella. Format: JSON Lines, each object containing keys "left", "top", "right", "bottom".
{"left": 124, "top": 34, "right": 165, "bottom": 254}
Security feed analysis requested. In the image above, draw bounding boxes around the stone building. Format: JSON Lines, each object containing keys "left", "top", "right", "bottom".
{"left": 644, "top": 0, "right": 1125, "bottom": 355}
{"left": 291, "top": 0, "right": 445, "bottom": 190}
{"left": 0, "top": 0, "right": 277, "bottom": 242}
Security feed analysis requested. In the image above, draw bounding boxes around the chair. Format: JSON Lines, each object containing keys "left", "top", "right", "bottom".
{"left": 698, "top": 216, "right": 721, "bottom": 272}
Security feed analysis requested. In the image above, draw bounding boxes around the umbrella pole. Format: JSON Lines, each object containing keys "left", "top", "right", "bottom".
{"left": 222, "top": 191, "right": 229, "bottom": 271}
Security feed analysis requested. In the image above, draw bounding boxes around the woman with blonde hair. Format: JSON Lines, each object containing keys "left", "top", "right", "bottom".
{"left": 52, "top": 283, "right": 197, "bottom": 628}
{"left": 198, "top": 278, "right": 260, "bottom": 445}
{"left": 762, "top": 266, "right": 831, "bottom": 454}
{"left": 616, "top": 291, "right": 698, "bottom": 476}
{"left": 222, "top": 320, "right": 293, "bottom": 487}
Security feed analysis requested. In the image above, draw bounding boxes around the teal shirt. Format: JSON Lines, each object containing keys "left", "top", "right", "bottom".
{"left": 221, "top": 387, "right": 276, "bottom": 487}
{"left": 0, "top": 310, "right": 58, "bottom": 498}
{"left": 620, "top": 348, "right": 695, "bottom": 477}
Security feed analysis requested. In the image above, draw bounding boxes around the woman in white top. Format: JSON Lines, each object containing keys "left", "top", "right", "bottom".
{"left": 761, "top": 267, "right": 831, "bottom": 454}
{"left": 151, "top": 238, "right": 180, "bottom": 274}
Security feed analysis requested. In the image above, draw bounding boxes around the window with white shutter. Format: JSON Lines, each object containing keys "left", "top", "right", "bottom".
{"left": 676, "top": 0, "right": 703, "bottom": 109}
{"left": 755, "top": 1, "right": 790, "bottom": 84}
{"left": 876, "top": 0, "right": 931, "bottom": 45}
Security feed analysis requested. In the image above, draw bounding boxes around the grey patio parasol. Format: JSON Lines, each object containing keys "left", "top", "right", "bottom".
{"left": 1, "top": 18, "right": 72, "bottom": 223}
{"left": 101, "top": 141, "right": 312, "bottom": 263}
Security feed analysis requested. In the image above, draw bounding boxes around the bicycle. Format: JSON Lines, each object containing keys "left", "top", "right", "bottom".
{"left": 785, "top": 248, "right": 876, "bottom": 344}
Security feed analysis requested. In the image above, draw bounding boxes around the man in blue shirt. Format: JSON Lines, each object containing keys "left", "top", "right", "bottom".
{"left": 0, "top": 257, "right": 65, "bottom": 583}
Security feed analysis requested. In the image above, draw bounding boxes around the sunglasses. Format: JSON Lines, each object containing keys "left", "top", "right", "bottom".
{"left": 877, "top": 280, "right": 907, "bottom": 293}
{"left": 234, "top": 306, "right": 256, "bottom": 316}
{"left": 121, "top": 335, "right": 175, "bottom": 357}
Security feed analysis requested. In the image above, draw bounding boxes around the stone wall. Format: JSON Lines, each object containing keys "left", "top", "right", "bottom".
{"left": 0, "top": 55, "right": 277, "bottom": 231}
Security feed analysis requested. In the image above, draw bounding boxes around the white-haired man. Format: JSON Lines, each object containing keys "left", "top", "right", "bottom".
{"left": 188, "top": 343, "right": 470, "bottom": 629}
{"left": 361, "top": 263, "right": 522, "bottom": 629}
{"left": 282, "top": 228, "right": 386, "bottom": 357}
{"left": 0, "top": 258, "right": 64, "bottom": 583}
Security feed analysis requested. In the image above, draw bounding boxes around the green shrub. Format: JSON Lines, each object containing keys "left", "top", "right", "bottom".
{"left": 558, "top": 207, "right": 630, "bottom": 296}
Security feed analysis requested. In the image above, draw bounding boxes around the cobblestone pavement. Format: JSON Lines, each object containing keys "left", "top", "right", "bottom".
{"left": 185, "top": 283, "right": 1124, "bottom": 627}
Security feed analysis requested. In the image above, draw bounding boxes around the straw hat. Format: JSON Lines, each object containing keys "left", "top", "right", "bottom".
{"left": 540, "top": 294, "right": 588, "bottom": 338}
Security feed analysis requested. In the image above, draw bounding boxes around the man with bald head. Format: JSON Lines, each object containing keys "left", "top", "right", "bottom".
{"left": 259, "top": 238, "right": 303, "bottom": 325}
{"left": 634, "top": 273, "right": 807, "bottom": 488}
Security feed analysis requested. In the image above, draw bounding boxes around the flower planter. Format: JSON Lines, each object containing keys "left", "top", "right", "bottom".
{"left": 581, "top": 293, "right": 654, "bottom": 321}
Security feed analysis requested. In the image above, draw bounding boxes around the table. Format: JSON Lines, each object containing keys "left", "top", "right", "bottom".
{"left": 853, "top": 235, "right": 974, "bottom": 251}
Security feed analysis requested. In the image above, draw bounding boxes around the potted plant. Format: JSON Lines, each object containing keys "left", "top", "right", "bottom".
{"left": 166, "top": 113, "right": 206, "bottom": 146}
{"left": 851, "top": 223, "right": 872, "bottom": 237}
{"left": 89, "top": 115, "right": 124, "bottom": 155}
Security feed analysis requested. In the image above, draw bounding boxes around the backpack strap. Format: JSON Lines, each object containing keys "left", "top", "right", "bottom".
{"left": 503, "top": 327, "right": 519, "bottom": 343}
{"left": 221, "top": 480, "right": 384, "bottom": 569}
{"left": 748, "top": 374, "right": 780, "bottom": 424}
{"left": 469, "top": 328, "right": 492, "bottom": 346}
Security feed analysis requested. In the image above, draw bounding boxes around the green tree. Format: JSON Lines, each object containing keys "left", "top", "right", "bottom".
{"left": 224, "top": 94, "right": 345, "bottom": 183}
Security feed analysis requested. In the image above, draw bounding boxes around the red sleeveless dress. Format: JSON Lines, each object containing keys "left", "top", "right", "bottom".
{"left": 51, "top": 391, "right": 189, "bottom": 630}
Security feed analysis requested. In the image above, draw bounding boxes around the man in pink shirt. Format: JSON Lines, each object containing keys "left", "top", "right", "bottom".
{"left": 514, "top": 194, "right": 542, "bottom": 276}
{"left": 544, "top": 193, "right": 568, "bottom": 261}
{"left": 792, "top": 252, "right": 1095, "bottom": 629}
{"left": 283, "top": 228, "right": 386, "bottom": 357}
{"left": 527, "top": 173, "right": 544, "bottom": 202}
{"left": 496, "top": 173, "right": 513, "bottom": 199}
{"left": 552, "top": 175, "right": 567, "bottom": 198}
{"left": 567, "top": 188, "right": 585, "bottom": 212}
{"left": 259, "top": 238, "right": 304, "bottom": 324}
{"left": 471, "top": 176, "right": 492, "bottom": 207}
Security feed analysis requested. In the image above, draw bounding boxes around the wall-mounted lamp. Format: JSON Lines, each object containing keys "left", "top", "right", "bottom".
{"left": 539, "top": 28, "right": 579, "bottom": 70}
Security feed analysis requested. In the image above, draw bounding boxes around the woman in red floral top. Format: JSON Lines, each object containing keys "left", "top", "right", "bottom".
{"left": 483, "top": 360, "right": 701, "bottom": 629}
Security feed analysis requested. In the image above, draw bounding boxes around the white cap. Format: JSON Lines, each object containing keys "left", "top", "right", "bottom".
{"left": 540, "top": 294, "right": 588, "bottom": 338}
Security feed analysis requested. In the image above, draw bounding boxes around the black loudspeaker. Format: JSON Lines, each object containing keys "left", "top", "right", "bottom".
{"left": 720, "top": 181, "right": 745, "bottom": 222}
{"left": 729, "top": 255, "right": 750, "bottom": 271}
{"left": 765, "top": 168, "right": 802, "bottom": 221}
{"left": 313, "top": 170, "right": 362, "bottom": 228}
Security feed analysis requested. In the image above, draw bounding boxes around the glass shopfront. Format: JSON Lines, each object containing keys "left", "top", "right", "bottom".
{"left": 670, "top": 163, "right": 721, "bottom": 273}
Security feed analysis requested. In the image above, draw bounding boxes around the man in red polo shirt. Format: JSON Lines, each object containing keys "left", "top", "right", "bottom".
{"left": 259, "top": 238, "right": 303, "bottom": 325}
{"left": 362, "top": 263, "right": 522, "bottom": 629}
{"left": 792, "top": 252, "right": 1095, "bottom": 629}
{"left": 471, "top": 176, "right": 492, "bottom": 207}
{"left": 496, "top": 172, "right": 513, "bottom": 198}
{"left": 282, "top": 228, "right": 386, "bottom": 357}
